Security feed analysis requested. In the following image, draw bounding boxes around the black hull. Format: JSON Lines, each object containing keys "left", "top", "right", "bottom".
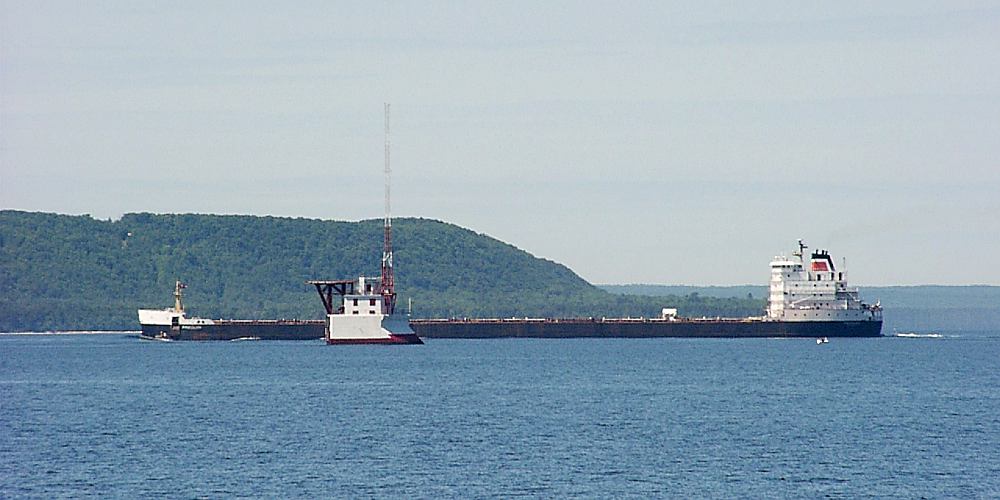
{"left": 141, "top": 318, "right": 882, "bottom": 340}
{"left": 140, "top": 321, "right": 325, "bottom": 341}
{"left": 410, "top": 318, "right": 883, "bottom": 339}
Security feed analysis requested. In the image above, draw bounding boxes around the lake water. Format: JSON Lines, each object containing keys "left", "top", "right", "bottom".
{"left": 2, "top": 333, "right": 999, "bottom": 498}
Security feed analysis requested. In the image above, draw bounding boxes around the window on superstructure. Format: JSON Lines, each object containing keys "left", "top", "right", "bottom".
{"left": 370, "top": 299, "right": 376, "bottom": 306}
{"left": 353, "top": 299, "right": 358, "bottom": 306}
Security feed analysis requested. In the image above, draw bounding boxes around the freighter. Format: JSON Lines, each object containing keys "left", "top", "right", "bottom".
{"left": 139, "top": 241, "right": 881, "bottom": 341}
{"left": 409, "top": 240, "right": 883, "bottom": 339}
{"left": 138, "top": 108, "right": 879, "bottom": 341}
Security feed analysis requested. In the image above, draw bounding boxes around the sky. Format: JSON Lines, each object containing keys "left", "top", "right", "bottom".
{"left": 3, "top": 1, "right": 999, "bottom": 285}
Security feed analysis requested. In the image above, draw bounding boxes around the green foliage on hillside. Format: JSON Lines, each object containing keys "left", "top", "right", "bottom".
{"left": 0, "top": 211, "right": 761, "bottom": 331}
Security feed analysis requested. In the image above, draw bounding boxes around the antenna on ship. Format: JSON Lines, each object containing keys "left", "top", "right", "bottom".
{"left": 795, "top": 239, "right": 808, "bottom": 263}
{"left": 381, "top": 103, "right": 396, "bottom": 315}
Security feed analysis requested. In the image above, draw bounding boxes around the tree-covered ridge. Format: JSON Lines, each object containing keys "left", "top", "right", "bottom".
{"left": 0, "top": 210, "right": 761, "bottom": 331}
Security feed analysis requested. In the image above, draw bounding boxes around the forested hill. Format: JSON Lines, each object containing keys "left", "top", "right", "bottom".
{"left": 0, "top": 211, "right": 760, "bottom": 331}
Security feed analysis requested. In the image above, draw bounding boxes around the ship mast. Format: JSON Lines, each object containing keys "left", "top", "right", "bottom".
{"left": 173, "top": 280, "right": 185, "bottom": 313}
{"left": 381, "top": 103, "right": 396, "bottom": 314}
{"left": 795, "top": 239, "right": 808, "bottom": 264}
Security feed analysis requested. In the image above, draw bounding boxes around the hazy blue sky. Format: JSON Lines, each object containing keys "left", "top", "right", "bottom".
{"left": 3, "top": 1, "right": 999, "bottom": 285}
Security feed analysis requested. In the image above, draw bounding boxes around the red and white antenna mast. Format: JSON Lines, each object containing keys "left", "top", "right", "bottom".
{"left": 381, "top": 103, "right": 396, "bottom": 314}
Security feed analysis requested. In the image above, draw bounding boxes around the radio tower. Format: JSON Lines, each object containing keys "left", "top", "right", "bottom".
{"left": 381, "top": 103, "right": 396, "bottom": 314}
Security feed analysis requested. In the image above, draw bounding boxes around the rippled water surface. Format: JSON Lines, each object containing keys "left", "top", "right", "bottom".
{"left": 2, "top": 333, "right": 999, "bottom": 498}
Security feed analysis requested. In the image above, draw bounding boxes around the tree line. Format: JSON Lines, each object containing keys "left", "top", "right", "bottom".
{"left": 0, "top": 211, "right": 762, "bottom": 331}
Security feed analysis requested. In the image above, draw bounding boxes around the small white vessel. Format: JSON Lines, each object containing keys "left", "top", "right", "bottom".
{"left": 138, "top": 329, "right": 175, "bottom": 342}
{"left": 816, "top": 337, "right": 829, "bottom": 344}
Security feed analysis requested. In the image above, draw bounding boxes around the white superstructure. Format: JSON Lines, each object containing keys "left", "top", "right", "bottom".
{"left": 766, "top": 240, "right": 881, "bottom": 322}
{"left": 137, "top": 280, "right": 216, "bottom": 328}
{"left": 317, "top": 276, "right": 418, "bottom": 344}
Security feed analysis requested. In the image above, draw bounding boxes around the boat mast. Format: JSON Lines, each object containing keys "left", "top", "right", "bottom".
{"left": 795, "top": 239, "right": 807, "bottom": 265}
{"left": 173, "top": 280, "right": 185, "bottom": 313}
{"left": 381, "top": 103, "right": 396, "bottom": 314}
